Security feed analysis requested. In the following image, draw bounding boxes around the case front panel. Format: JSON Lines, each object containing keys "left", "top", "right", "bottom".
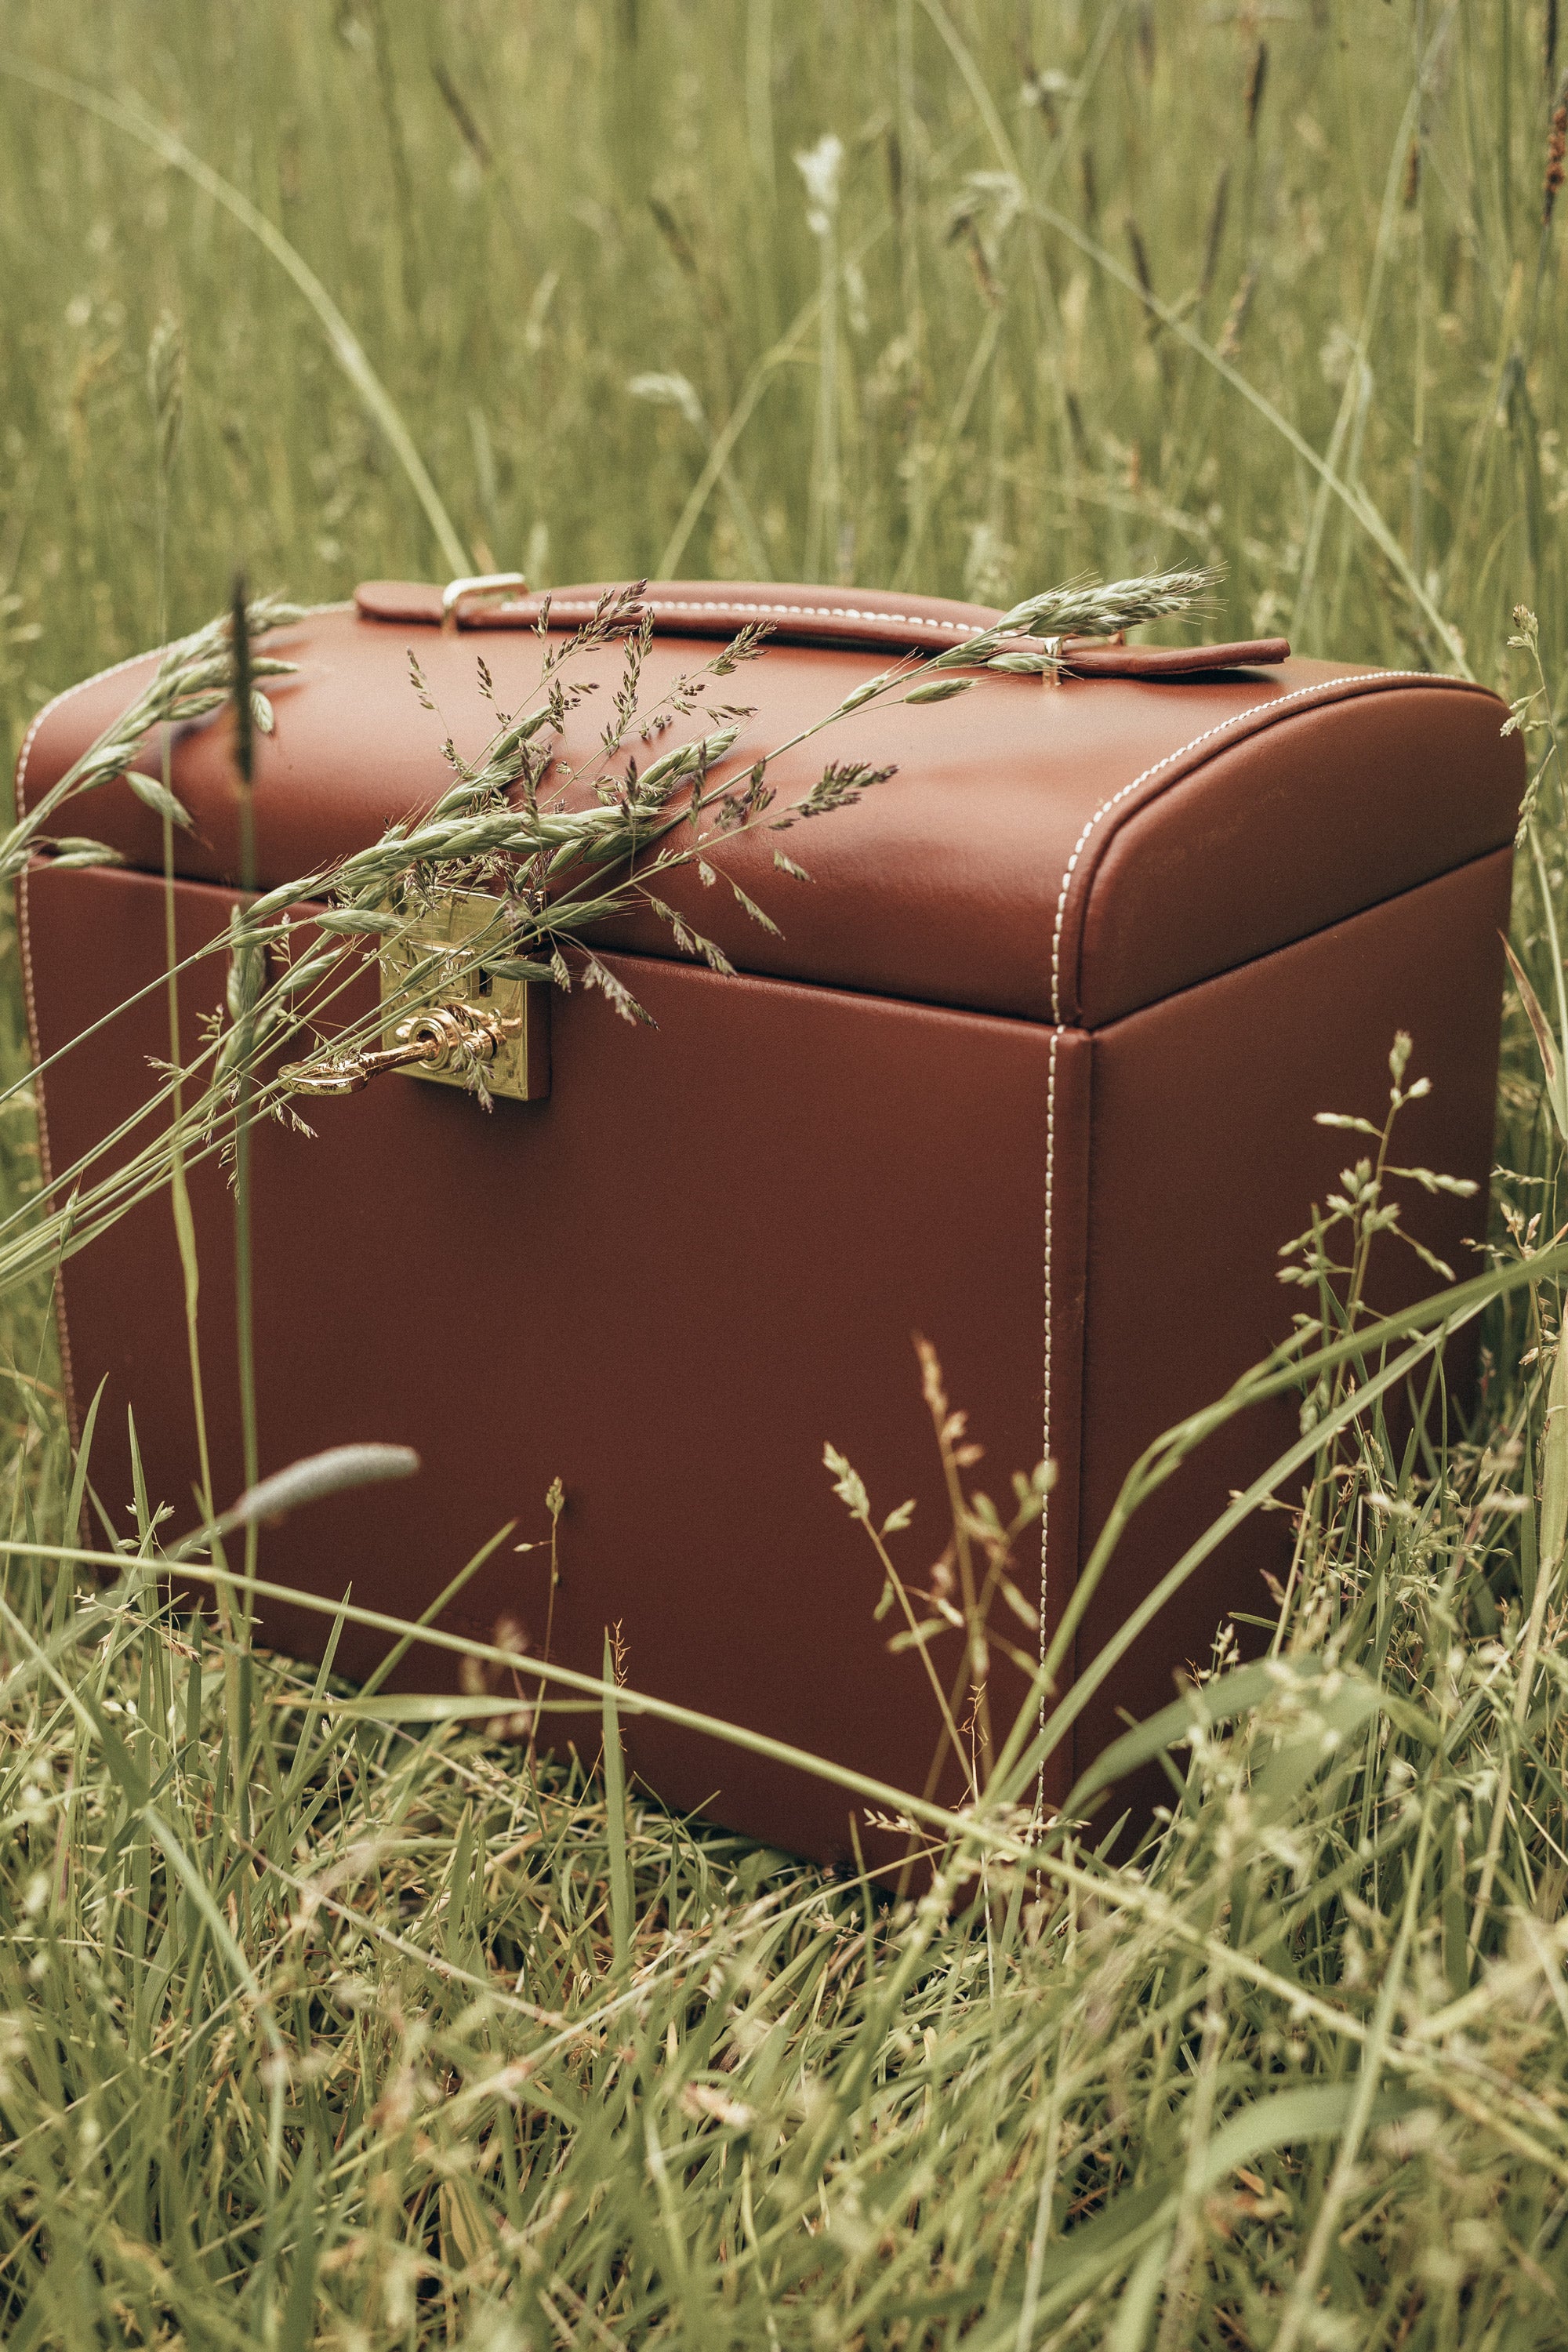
{"left": 20, "top": 862, "right": 1086, "bottom": 1866}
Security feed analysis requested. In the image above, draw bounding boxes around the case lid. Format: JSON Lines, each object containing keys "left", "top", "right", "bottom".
{"left": 14, "top": 581, "right": 1521, "bottom": 1028}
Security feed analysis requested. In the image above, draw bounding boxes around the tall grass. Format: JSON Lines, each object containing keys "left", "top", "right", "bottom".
{"left": 2, "top": 2, "right": 1565, "bottom": 706}
{"left": 3, "top": 3, "right": 1568, "bottom": 2343}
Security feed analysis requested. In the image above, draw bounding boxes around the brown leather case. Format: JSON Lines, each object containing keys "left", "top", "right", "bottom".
{"left": 14, "top": 582, "right": 1522, "bottom": 1864}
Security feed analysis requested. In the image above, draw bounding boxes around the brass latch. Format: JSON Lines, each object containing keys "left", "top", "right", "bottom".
{"left": 281, "top": 892, "right": 550, "bottom": 1102}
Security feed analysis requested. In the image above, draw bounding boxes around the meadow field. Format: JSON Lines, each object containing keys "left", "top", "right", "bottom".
{"left": 4, "top": 3, "right": 1568, "bottom": 2345}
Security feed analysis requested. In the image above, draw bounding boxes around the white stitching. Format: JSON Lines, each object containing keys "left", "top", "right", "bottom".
{"left": 11, "top": 655, "right": 157, "bottom": 1450}
{"left": 13, "top": 867, "right": 78, "bottom": 1445}
{"left": 1037, "top": 1024, "right": 1058, "bottom": 1829}
{"left": 10, "top": 601, "right": 350, "bottom": 1450}
{"left": 492, "top": 593, "right": 982, "bottom": 638}
{"left": 11, "top": 599, "right": 353, "bottom": 823}
{"left": 13, "top": 648, "right": 163, "bottom": 822}
{"left": 1047, "top": 670, "right": 1479, "bottom": 1023}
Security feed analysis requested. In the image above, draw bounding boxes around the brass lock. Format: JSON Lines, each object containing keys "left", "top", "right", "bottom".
{"left": 281, "top": 892, "right": 550, "bottom": 1102}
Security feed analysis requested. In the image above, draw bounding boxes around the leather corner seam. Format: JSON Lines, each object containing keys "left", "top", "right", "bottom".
{"left": 1047, "top": 670, "right": 1479, "bottom": 1025}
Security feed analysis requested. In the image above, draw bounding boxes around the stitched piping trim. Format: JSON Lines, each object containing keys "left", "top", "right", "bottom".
{"left": 13, "top": 869, "right": 78, "bottom": 1446}
{"left": 11, "top": 601, "right": 354, "bottom": 823}
{"left": 10, "top": 602, "right": 351, "bottom": 1452}
{"left": 486, "top": 593, "right": 984, "bottom": 638}
{"left": 1047, "top": 669, "right": 1475, "bottom": 1024}
{"left": 13, "top": 645, "right": 167, "bottom": 822}
{"left": 1037, "top": 1025, "right": 1058, "bottom": 1830}
{"left": 13, "top": 648, "right": 163, "bottom": 1450}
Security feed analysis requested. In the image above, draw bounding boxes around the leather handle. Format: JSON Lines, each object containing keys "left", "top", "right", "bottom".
{"left": 1059, "top": 637, "right": 1290, "bottom": 678}
{"left": 354, "top": 579, "right": 1289, "bottom": 674}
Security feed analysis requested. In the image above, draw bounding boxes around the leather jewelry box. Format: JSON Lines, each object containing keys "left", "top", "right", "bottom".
{"left": 14, "top": 581, "right": 1521, "bottom": 1864}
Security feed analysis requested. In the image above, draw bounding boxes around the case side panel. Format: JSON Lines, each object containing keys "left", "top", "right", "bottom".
{"left": 1072, "top": 847, "right": 1512, "bottom": 1809}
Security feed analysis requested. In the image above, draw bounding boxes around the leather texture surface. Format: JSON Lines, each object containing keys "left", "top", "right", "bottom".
{"left": 21, "top": 862, "right": 1082, "bottom": 1864}
{"left": 1068, "top": 847, "right": 1511, "bottom": 1804}
{"left": 354, "top": 576, "right": 1291, "bottom": 676}
{"left": 16, "top": 593, "right": 1522, "bottom": 1029}
{"left": 13, "top": 592, "right": 1519, "bottom": 1861}
{"left": 18, "top": 837, "right": 1508, "bottom": 1862}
